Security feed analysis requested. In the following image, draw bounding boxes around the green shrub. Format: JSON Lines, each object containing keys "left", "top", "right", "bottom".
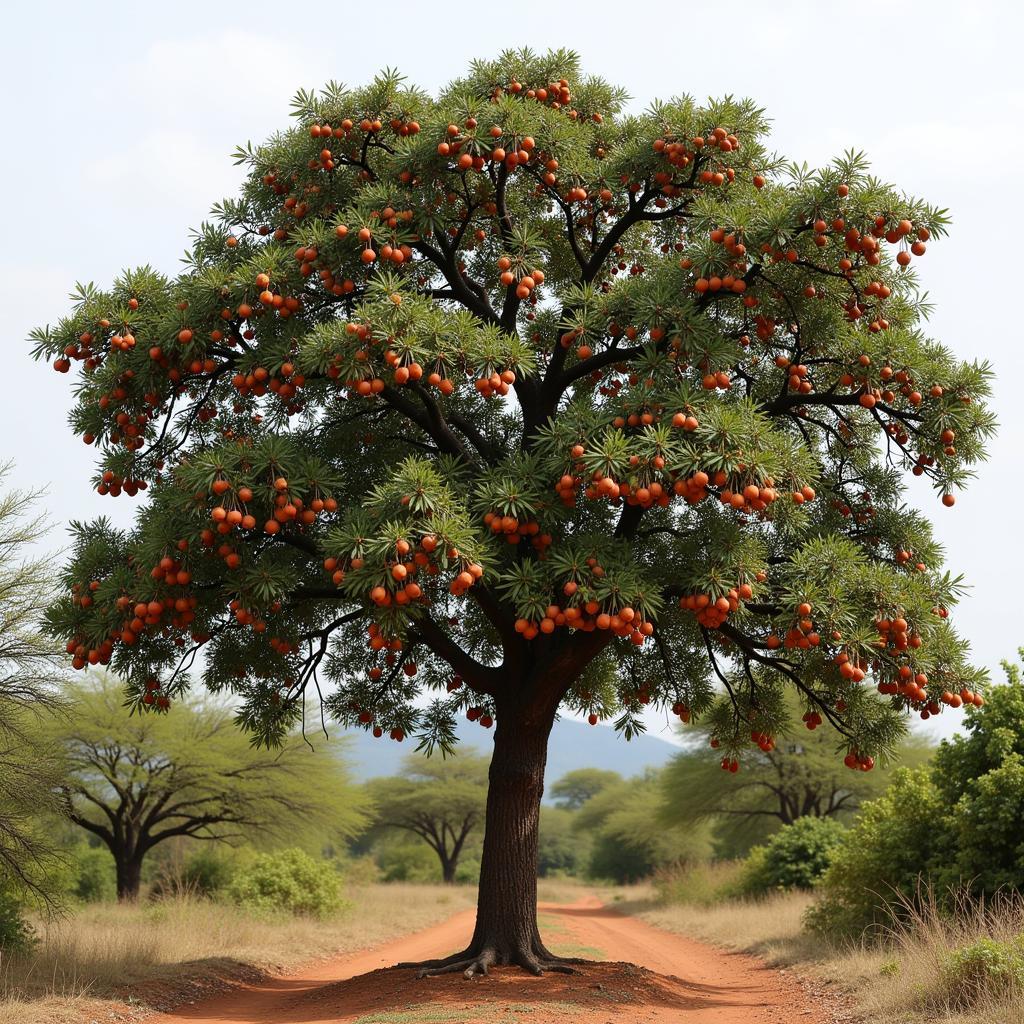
{"left": 809, "top": 678, "right": 1024, "bottom": 941}
{"left": 373, "top": 838, "right": 442, "bottom": 883}
{"left": 67, "top": 843, "right": 116, "bottom": 903}
{"left": 805, "top": 767, "right": 951, "bottom": 939}
{"left": 943, "top": 936, "right": 1024, "bottom": 1006}
{"left": 734, "top": 816, "right": 846, "bottom": 897}
{"left": 225, "top": 848, "right": 346, "bottom": 918}
{"left": 150, "top": 846, "right": 242, "bottom": 899}
{"left": 0, "top": 885, "right": 35, "bottom": 952}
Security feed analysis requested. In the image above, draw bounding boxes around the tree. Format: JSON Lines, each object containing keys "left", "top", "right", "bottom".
{"left": 48, "top": 675, "right": 368, "bottom": 900}
{"left": 537, "top": 805, "right": 581, "bottom": 877}
{"left": 0, "top": 466, "right": 67, "bottom": 903}
{"left": 365, "top": 752, "right": 487, "bottom": 883}
{"left": 34, "top": 49, "right": 993, "bottom": 975}
{"left": 573, "top": 771, "right": 710, "bottom": 881}
{"left": 660, "top": 692, "right": 932, "bottom": 855}
{"left": 549, "top": 767, "right": 622, "bottom": 809}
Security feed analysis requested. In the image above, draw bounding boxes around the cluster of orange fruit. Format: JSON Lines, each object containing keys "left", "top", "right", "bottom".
{"left": 678, "top": 582, "right": 754, "bottom": 628}
{"left": 769, "top": 602, "right": 821, "bottom": 650}
{"left": 651, "top": 127, "right": 740, "bottom": 198}
{"left": 513, "top": 600, "right": 654, "bottom": 644}
{"left": 96, "top": 470, "right": 148, "bottom": 498}
{"left": 483, "top": 512, "right": 553, "bottom": 551}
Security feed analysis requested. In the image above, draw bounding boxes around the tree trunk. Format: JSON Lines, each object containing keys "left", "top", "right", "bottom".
{"left": 401, "top": 701, "right": 579, "bottom": 977}
{"left": 115, "top": 852, "right": 143, "bottom": 902}
{"left": 440, "top": 857, "right": 457, "bottom": 884}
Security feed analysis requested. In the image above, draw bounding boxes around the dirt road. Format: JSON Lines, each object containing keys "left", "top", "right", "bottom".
{"left": 143, "top": 894, "right": 834, "bottom": 1023}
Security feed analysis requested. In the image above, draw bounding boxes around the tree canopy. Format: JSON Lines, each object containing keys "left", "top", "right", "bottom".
{"left": 549, "top": 767, "right": 622, "bottom": 809}
{"left": 34, "top": 49, "right": 991, "bottom": 766}
{"left": 364, "top": 751, "right": 487, "bottom": 882}
{"left": 30, "top": 47, "right": 996, "bottom": 975}
{"left": 660, "top": 692, "right": 932, "bottom": 855}
{"left": 46, "top": 674, "right": 368, "bottom": 898}
{"left": 0, "top": 466, "right": 67, "bottom": 902}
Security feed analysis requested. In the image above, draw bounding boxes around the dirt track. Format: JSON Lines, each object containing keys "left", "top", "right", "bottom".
{"left": 143, "top": 894, "right": 835, "bottom": 1023}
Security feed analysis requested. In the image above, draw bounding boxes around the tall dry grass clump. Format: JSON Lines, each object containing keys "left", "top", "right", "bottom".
{"left": 823, "top": 886, "right": 1024, "bottom": 1024}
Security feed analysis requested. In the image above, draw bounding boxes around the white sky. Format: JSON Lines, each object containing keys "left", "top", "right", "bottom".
{"left": 3, "top": 0, "right": 1022, "bottom": 746}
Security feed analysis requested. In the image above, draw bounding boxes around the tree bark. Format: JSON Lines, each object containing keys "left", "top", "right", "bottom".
{"left": 400, "top": 699, "right": 580, "bottom": 977}
{"left": 440, "top": 857, "right": 456, "bottom": 884}
{"left": 115, "top": 851, "right": 143, "bottom": 902}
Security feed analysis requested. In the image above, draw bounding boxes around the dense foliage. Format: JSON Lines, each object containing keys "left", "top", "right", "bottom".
{"left": 0, "top": 469, "right": 68, "bottom": 903}
{"left": 734, "top": 815, "right": 846, "bottom": 896}
{"left": 809, "top": 659, "right": 1024, "bottom": 937}
{"left": 225, "top": 847, "right": 346, "bottom": 918}
{"left": 33, "top": 49, "right": 992, "bottom": 769}
{"left": 47, "top": 675, "right": 368, "bottom": 898}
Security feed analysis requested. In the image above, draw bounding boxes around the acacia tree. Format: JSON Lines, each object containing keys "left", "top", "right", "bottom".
{"left": 34, "top": 50, "right": 994, "bottom": 975}
{"left": 0, "top": 467, "right": 67, "bottom": 903}
{"left": 549, "top": 767, "right": 622, "bottom": 809}
{"left": 365, "top": 752, "right": 487, "bottom": 883}
{"left": 659, "top": 692, "right": 932, "bottom": 853}
{"left": 49, "top": 675, "right": 368, "bottom": 900}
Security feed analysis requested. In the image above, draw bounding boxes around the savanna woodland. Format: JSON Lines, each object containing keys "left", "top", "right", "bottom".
{"left": 33, "top": 50, "right": 995, "bottom": 979}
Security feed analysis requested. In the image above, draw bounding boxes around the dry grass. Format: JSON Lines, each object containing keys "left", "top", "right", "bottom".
{"left": 0, "top": 882, "right": 476, "bottom": 1024}
{"left": 611, "top": 882, "right": 1024, "bottom": 1024}
{"left": 610, "top": 882, "right": 820, "bottom": 965}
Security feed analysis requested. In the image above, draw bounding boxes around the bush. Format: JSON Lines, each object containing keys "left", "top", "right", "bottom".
{"left": 944, "top": 936, "right": 1024, "bottom": 1007}
{"left": 0, "top": 885, "right": 35, "bottom": 952}
{"left": 734, "top": 816, "right": 846, "bottom": 897}
{"left": 806, "top": 767, "right": 947, "bottom": 939}
{"left": 225, "top": 848, "right": 346, "bottom": 918}
{"left": 809, "top": 673, "right": 1024, "bottom": 941}
{"left": 150, "top": 846, "right": 241, "bottom": 899}
{"left": 67, "top": 843, "right": 117, "bottom": 903}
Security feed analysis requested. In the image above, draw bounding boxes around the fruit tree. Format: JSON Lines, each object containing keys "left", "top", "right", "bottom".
{"left": 33, "top": 49, "right": 994, "bottom": 977}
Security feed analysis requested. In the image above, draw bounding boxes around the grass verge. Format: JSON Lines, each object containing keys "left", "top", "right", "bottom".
{"left": 0, "top": 882, "right": 476, "bottom": 1024}
{"left": 611, "top": 880, "right": 1024, "bottom": 1024}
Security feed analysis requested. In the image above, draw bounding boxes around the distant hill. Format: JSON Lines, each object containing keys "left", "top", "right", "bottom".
{"left": 335, "top": 717, "right": 681, "bottom": 800}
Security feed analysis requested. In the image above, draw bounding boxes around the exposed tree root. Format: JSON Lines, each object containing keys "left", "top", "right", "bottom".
{"left": 398, "top": 938, "right": 586, "bottom": 979}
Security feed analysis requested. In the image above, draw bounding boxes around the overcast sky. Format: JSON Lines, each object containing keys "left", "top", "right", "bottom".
{"left": 3, "top": 0, "right": 1021, "bottom": 745}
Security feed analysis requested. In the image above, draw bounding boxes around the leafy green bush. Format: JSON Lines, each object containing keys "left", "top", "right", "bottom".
{"left": 67, "top": 843, "right": 116, "bottom": 903}
{"left": 943, "top": 936, "right": 1024, "bottom": 1006}
{"left": 805, "top": 767, "right": 947, "bottom": 939}
{"left": 734, "top": 816, "right": 846, "bottom": 897}
{"left": 0, "top": 885, "right": 35, "bottom": 952}
{"left": 809, "top": 667, "right": 1024, "bottom": 940}
{"left": 150, "top": 846, "right": 242, "bottom": 899}
{"left": 225, "top": 848, "right": 346, "bottom": 918}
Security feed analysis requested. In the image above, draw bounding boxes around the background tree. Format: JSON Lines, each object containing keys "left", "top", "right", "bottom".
{"left": 48, "top": 675, "right": 368, "bottom": 900}
{"left": 0, "top": 465, "right": 67, "bottom": 904}
{"left": 573, "top": 770, "right": 710, "bottom": 882}
{"left": 34, "top": 49, "right": 993, "bottom": 976}
{"left": 365, "top": 752, "right": 487, "bottom": 883}
{"left": 549, "top": 767, "right": 622, "bottom": 810}
{"left": 660, "top": 690, "right": 932, "bottom": 855}
{"left": 536, "top": 805, "right": 581, "bottom": 877}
